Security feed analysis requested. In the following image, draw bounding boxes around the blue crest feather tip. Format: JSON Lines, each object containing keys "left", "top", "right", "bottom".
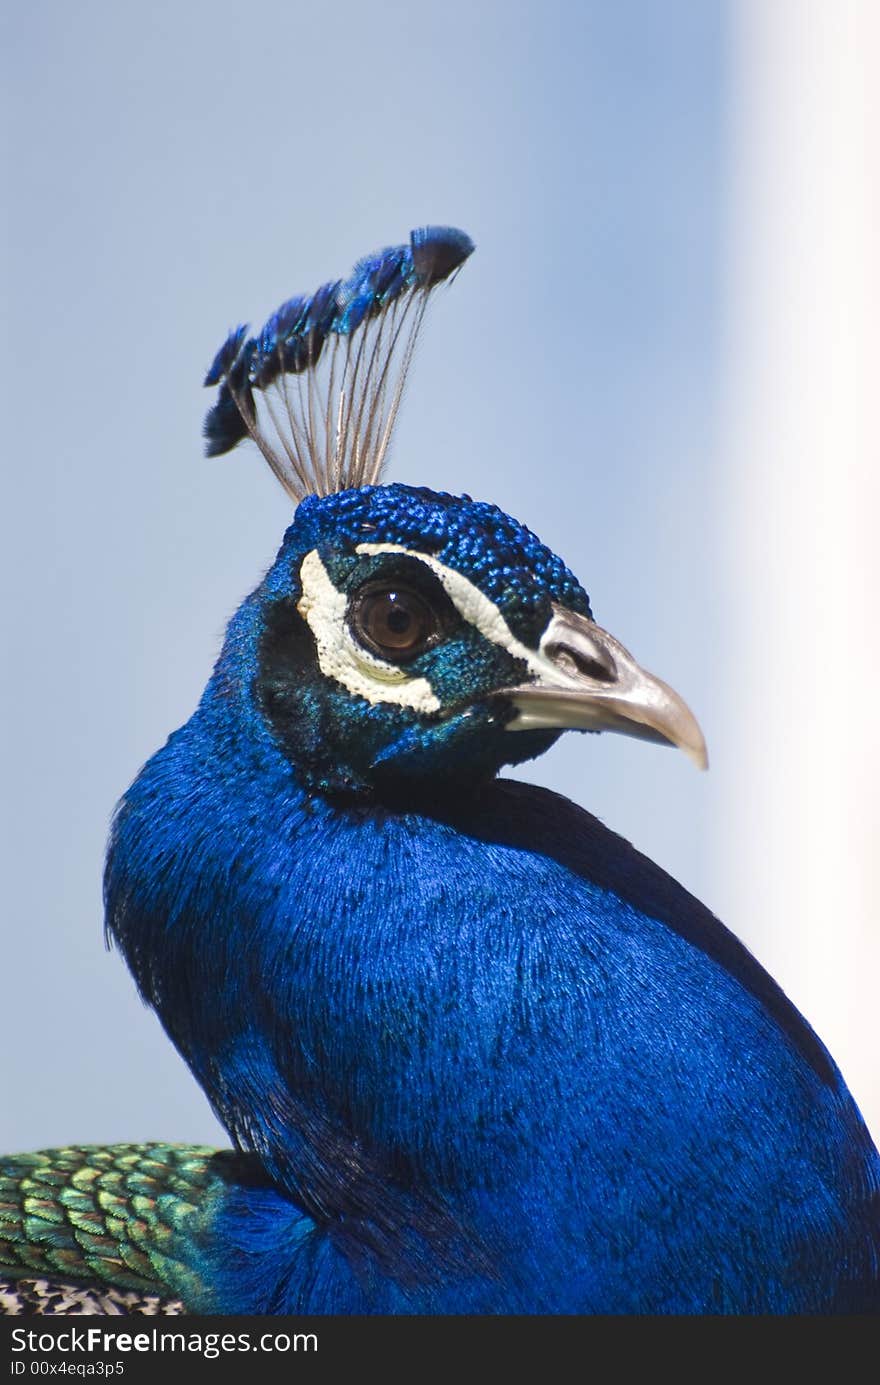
{"left": 202, "top": 225, "right": 474, "bottom": 502}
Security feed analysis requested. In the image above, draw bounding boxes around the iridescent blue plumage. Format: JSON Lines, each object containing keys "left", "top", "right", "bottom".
{"left": 104, "top": 481, "right": 880, "bottom": 1312}
{"left": 66, "top": 225, "right": 880, "bottom": 1312}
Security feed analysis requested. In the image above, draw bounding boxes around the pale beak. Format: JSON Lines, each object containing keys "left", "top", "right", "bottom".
{"left": 501, "top": 606, "right": 708, "bottom": 770}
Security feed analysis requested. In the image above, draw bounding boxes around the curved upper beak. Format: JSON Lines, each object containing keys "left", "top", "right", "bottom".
{"left": 501, "top": 606, "right": 708, "bottom": 770}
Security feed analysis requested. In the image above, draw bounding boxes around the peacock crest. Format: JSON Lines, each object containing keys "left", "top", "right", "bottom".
{"left": 202, "top": 227, "right": 474, "bottom": 504}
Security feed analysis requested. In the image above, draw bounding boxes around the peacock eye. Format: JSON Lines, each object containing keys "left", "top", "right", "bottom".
{"left": 350, "top": 584, "right": 440, "bottom": 662}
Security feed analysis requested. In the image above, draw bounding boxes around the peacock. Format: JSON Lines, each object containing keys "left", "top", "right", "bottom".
{"left": 2, "top": 228, "right": 878, "bottom": 1315}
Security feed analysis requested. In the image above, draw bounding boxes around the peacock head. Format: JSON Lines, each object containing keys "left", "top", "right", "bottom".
{"left": 204, "top": 228, "right": 706, "bottom": 797}
{"left": 244, "top": 481, "right": 704, "bottom": 796}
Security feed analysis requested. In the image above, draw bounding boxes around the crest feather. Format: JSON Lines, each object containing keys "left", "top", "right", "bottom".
{"left": 203, "top": 226, "right": 474, "bottom": 502}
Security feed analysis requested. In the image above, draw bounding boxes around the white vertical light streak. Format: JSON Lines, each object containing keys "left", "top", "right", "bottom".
{"left": 719, "top": 1, "right": 880, "bottom": 1136}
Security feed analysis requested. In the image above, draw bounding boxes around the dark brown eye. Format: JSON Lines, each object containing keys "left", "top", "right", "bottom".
{"left": 351, "top": 586, "right": 438, "bottom": 661}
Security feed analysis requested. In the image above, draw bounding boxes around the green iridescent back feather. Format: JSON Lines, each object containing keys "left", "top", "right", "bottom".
{"left": 0, "top": 1144, "right": 226, "bottom": 1305}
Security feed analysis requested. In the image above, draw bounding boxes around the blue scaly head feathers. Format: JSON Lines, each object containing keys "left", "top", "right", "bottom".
{"left": 253, "top": 484, "right": 592, "bottom": 795}
{"left": 199, "top": 479, "right": 704, "bottom": 807}
{"left": 103, "top": 228, "right": 880, "bottom": 1314}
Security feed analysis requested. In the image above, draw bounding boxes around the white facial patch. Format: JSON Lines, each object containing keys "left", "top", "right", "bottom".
{"left": 296, "top": 549, "right": 441, "bottom": 714}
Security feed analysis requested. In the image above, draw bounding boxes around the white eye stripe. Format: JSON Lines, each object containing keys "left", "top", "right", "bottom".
{"left": 296, "top": 550, "right": 440, "bottom": 713}
{"left": 296, "top": 543, "right": 558, "bottom": 717}
{"left": 355, "top": 543, "right": 546, "bottom": 680}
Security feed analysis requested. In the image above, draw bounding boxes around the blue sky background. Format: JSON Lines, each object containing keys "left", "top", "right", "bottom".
{"left": 2, "top": 1, "right": 726, "bottom": 1149}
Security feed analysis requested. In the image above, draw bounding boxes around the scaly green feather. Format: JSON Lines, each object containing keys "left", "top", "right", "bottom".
{"left": 0, "top": 1144, "right": 225, "bottom": 1305}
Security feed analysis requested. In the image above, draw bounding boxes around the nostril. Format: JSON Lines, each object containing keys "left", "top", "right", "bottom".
{"left": 546, "top": 642, "right": 617, "bottom": 683}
